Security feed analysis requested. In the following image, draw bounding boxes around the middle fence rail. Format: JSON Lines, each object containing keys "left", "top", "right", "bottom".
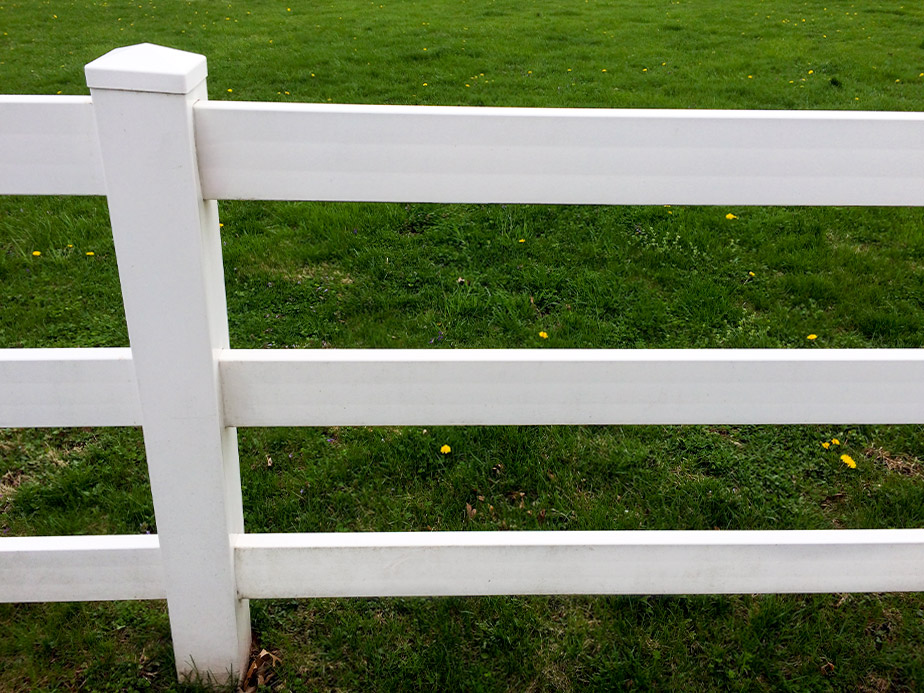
{"left": 1, "top": 42, "right": 923, "bottom": 685}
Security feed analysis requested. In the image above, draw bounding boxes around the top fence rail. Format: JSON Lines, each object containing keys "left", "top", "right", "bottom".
{"left": 3, "top": 95, "right": 924, "bottom": 205}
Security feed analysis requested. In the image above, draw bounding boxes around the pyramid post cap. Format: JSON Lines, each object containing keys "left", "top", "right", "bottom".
{"left": 85, "top": 43, "right": 207, "bottom": 94}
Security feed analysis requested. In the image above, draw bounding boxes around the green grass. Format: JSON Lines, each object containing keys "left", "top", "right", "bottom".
{"left": 2, "top": 0, "right": 924, "bottom": 690}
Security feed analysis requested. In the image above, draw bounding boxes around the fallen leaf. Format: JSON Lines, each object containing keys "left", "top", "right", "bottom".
{"left": 238, "top": 648, "right": 282, "bottom": 693}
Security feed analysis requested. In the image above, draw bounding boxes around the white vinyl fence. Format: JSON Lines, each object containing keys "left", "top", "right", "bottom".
{"left": 1, "top": 43, "right": 923, "bottom": 685}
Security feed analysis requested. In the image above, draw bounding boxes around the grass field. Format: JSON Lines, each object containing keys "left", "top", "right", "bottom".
{"left": 2, "top": 0, "right": 924, "bottom": 690}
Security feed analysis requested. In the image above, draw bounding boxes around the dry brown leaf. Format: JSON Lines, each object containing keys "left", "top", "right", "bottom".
{"left": 238, "top": 648, "right": 282, "bottom": 692}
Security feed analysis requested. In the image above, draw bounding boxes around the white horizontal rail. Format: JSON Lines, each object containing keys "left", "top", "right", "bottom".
{"left": 4, "top": 348, "right": 921, "bottom": 428}
{"left": 0, "top": 535, "right": 165, "bottom": 602}
{"left": 235, "top": 530, "right": 924, "bottom": 597}
{"left": 0, "top": 348, "right": 141, "bottom": 427}
{"left": 0, "top": 96, "right": 107, "bottom": 196}
{"left": 195, "top": 102, "right": 924, "bottom": 205}
{"left": 220, "top": 348, "right": 924, "bottom": 426}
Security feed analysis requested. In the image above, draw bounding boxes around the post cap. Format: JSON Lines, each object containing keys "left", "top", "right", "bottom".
{"left": 85, "top": 43, "right": 207, "bottom": 94}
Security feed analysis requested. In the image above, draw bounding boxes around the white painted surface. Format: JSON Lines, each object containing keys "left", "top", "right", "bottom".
{"left": 220, "top": 348, "right": 924, "bottom": 426}
{"left": 89, "top": 44, "right": 249, "bottom": 684}
{"left": 195, "top": 102, "right": 924, "bottom": 205}
{"left": 235, "top": 530, "right": 924, "bottom": 597}
{"left": 0, "top": 96, "right": 106, "bottom": 195}
{"left": 0, "top": 349, "right": 141, "bottom": 427}
{"left": 0, "top": 535, "right": 164, "bottom": 602}
{"left": 85, "top": 43, "right": 208, "bottom": 94}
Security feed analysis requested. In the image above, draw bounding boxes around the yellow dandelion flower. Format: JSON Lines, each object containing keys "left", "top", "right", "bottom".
{"left": 227, "top": 88, "right": 233, "bottom": 93}
{"left": 725, "top": 213, "right": 738, "bottom": 220}
{"left": 32, "top": 251, "right": 41, "bottom": 256}
{"left": 748, "top": 271, "right": 755, "bottom": 277}
{"left": 821, "top": 441, "right": 830, "bottom": 449}
{"left": 67, "top": 244, "right": 73, "bottom": 248}
{"left": 440, "top": 444, "right": 451, "bottom": 454}
{"left": 518, "top": 238, "right": 525, "bottom": 243}
{"left": 422, "top": 82, "right": 428, "bottom": 86}
{"left": 86, "top": 251, "right": 95, "bottom": 256}
{"left": 840, "top": 454, "right": 856, "bottom": 468}
{"left": 808, "top": 69, "right": 814, "bottom": 74}
{"left": 539, "top": 331, "right": 548, "bottom": 339}
{"left": 831, "top": 438, "right": 840, "bottom": 445}
{"left": 807, "top": 334, "right": 818, "bottom": 340}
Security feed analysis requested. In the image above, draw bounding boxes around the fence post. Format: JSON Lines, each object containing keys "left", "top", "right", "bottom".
{"left": 85, "top": 44, "right": 249, "bottom": 685}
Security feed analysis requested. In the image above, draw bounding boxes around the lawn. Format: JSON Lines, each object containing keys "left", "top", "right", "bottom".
{"left": 2, "top": 0, "right": 924, "bottom": 690}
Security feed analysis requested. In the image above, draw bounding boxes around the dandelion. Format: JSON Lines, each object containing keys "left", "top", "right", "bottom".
{"left": 86, "top": 251, "right": 94, "bottom": 256}
{"left": 748, "top": 271, "right": 755, "bottom": 277}
{"left": 518, "top": 238, "right": 525, "bottom": 243}
{"left": 808, "top": 69, "right": 814, "bottom": 74}
{"left": 807, "top": 334, "right": 818, "bottom": 340}
{"left": 831, "top": 438, "right": 840, "bottom": 445}
{"left": 840, "top": 454, "right": 856, "bottom": 468}
{"left": 422, "top": 83, "right": 428, "bottom": 86}
{"left": 539, "top": 331, "right": 548, "bottom": 339}
{"left": 67, "top": 244, "right": 73, "bottom": 248}
{"left": 821, "top": 441, "right": 830, "bottom": 449}
{"left": 440, "top": 444, "right": 451, "bottom": 454}
{"left": 725, "top": 213, "right": 738, "bottom": 220}
{"left": 227, "top": 88, "right": 233, "bottom": 92}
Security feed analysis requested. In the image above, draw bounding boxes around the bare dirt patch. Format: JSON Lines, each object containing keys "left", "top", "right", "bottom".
{"left": 865, "top": 447, "right": 922, "bottom": 477}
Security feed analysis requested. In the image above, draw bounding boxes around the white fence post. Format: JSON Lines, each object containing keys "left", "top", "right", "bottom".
{"left": 85, "top": 44, "right": 249, "bottom": 684}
